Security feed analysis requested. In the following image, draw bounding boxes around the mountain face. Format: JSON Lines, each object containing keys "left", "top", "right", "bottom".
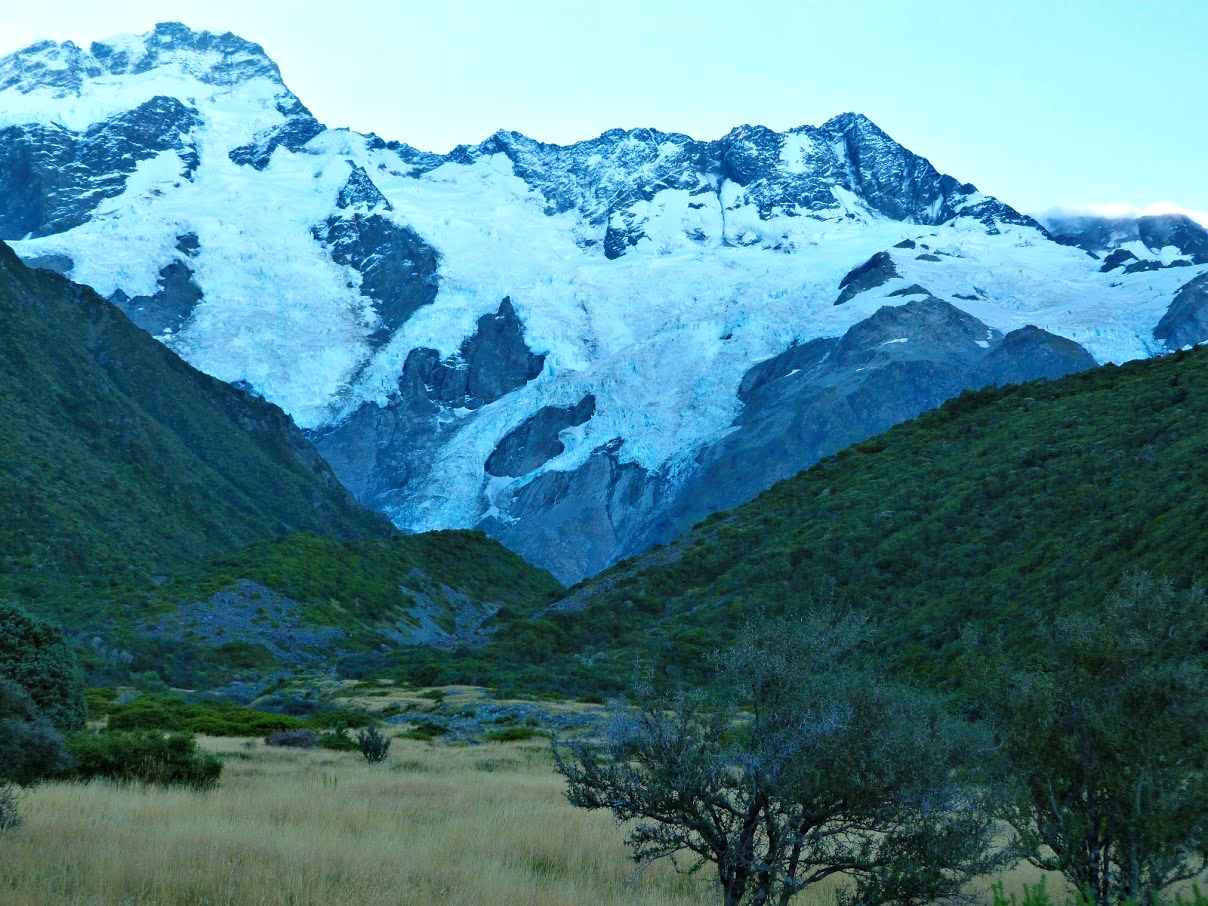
{"left": 0, "top": 240, "right": 389, "bottom": 594}
{"left": 434, "top": 346, "right": 1208, "bottom": 697}
{"left": 3, "top": 24, "right": 1204, "bottom": 581}
{"left": 1042, "top": 212, "right": 1208, "bottom": 268}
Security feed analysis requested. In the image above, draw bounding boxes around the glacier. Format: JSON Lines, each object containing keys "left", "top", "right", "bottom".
{"left": 2, "top": 22, "right": 1204, "bottom": 581}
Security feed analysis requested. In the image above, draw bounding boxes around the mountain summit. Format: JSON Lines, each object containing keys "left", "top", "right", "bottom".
{"left": 2, "top": 23, "right": 1203, "bottom": 580}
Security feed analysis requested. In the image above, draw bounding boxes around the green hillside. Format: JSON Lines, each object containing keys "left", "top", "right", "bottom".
{"left": 409, "top": 346, "right": 1208, "bottom": 694}
{"left": 0, "top": 242, "right": 391, "bottom": 588}
{"left": 0, "top": 243, "right": 566, "bottom": 689}
{"left": 133, "top": 531, "right": 565, "bottom": 688}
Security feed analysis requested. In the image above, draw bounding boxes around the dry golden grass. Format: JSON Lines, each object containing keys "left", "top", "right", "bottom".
{"left": 0, "top": 732, "right": 1059, "bottom": 906}
{"left": 0, "top": 736, "right": 719, "bottom": 906}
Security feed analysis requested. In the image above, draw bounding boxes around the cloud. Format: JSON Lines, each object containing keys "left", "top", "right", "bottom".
{"left": 1037, "top": 202, "right": 1208, "bottom": 227}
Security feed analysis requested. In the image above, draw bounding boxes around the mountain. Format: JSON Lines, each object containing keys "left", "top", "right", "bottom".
{"left": 3, "top": 24, "right": 1205, "bottom": 581}
{"left": 1042, "top": 211, "right": 1208, "bottom": 268}
{"left": 0, "top": 241, "right": 563, "bottom": 690}
{"left": 402, "top": 346, "right": 1208, "bottom": 695}
{"left": 0, "top": 239, "right": 389, "bottom": 620}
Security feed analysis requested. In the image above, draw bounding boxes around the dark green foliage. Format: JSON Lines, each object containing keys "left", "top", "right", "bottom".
{"left": 408, "top": 719, "right": 448, "bottom": 737}
{"left": 419, "top": 347, "right": 1208, "bottom": 695}
{"left": 555, "top": 613, "right": 1006, "bottom": 906}
{"left": 972, "top": 575, "right": 1208, "bottom": 906}
{"left": 318, "top": 728, "right": 359, "bottom": 751}
{"left": 67, "top": 731, "right": 222, "bottom": 790}
{"left": 0, "top": 678, "right": 70, "bottom": 786}
{"left": 356, "top": 726, "right": 390, "bottom": 764}
{"left": 0, "top": 785, "right": 20, "bottom": 831}
{"left": 0, "top": 601, "right": 86, "bottom": 730}
{"left": 105, "top": 693, "right": 310, "bottom": 736}
{"left": 0, "top": 241, "right": 389, "bottom": 670}
{"left": 0, "top": 719, "right": 70, "bottom": 786}
{"left": 156, "top": 531, "right": 564, "bottom": 634}
{"left": 482, "top": 726, "right": 544, "bottom": 743}
{"left": 83, "top": 687, "right": 118, "bottom": 718}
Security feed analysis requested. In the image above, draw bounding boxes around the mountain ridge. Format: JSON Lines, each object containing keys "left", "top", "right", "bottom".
{"left": 2, "top": 22, "right": 1204, "bottom": 580}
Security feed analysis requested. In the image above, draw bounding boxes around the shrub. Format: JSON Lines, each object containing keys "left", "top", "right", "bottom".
{"left": 318, "top": 729, "right": 358, "bottom": 751}
{"left": 0, "top": 717, "right": 71, "bottom": 786}
{"left": 0, "top": 601, "right": 86, "bottom": 730}
{"left": 356, "top": 726, "right": 390, "bottom": 764}
{"left": 482, "top": 726, "right": 544, "bottom": 743}
{"left": 67, "top": 731, "right": 222, "bottom": 790}
{"left": 264, "top": 729, "right": 318, "bottom": 748}
{"left": 409, "top": 719, "right": 448, "bottom": 737}
{"left": 83, "top": 687, "right": 118, "bottom": 718}
{"left": 106, "top": 693, "right": 308, "bottom": 736}
{"left": 0, "top": 676, "right": 70, "bottom": 786}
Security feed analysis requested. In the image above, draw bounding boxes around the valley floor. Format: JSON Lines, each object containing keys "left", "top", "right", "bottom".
{"left": 0, "top": 735, "right": 1057, "bottom": 906}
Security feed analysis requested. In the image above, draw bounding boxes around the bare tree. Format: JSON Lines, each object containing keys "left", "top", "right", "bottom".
{"left": 555, "top": 611, "right": 1005, "bottom": 906}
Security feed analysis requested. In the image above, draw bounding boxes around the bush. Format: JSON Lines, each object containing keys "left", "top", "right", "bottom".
{"left": 0, "top": 601, "right": 86, "bottom": 730}
{"left": 409, "top": 719, "right": 448, "bottom": 737}
{"left": 83, "top": 687, "right": 118, "bottom": 718}
{"left": 0, "top": 717, "right": 70, "bottom": 786}
{"left": 318, "top": 729, "right": 359, "bottom": 751}
{"left": 106, "top": 693, "right": 308, "bottom": 736}
{"left": 67, "top": 731, "right": 222, "bottom": 790}
{"left": 356, "top": 726, "right": 390, "bottom": 764}
{"left": 482, "top": 726, "right": 544, "bottom": 743}
{"left": 0, "top": 676, "right": 70, "bottom": 786}
{"left": 264, "top": 729, "right": 318, "bottom": 748}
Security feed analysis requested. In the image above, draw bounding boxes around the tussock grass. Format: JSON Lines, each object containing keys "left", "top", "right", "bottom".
{"left": 0, "top": 735, "right": 1058, "bottom": 905}
{"left": 0, "top": 737, "right": 715, "bottom": 905}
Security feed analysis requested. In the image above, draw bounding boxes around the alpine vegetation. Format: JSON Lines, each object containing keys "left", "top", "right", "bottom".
{"left": 555, "top": 611, "right": 1008, "bottom": 905}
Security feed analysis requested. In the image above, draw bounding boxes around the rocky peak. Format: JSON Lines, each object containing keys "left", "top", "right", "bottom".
{"left": 1044, "top": 212, "right": 1208, "bottom": 263}
{"left": 0, "top": 39, "right": 101, "bottom": 95}
{"left": 0, "top": 23, "right": 286, "bottom": 99}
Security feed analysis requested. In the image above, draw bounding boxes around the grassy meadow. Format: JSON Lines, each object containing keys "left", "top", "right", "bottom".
{"left": 0, "top": 735, "right": 719, "bottom": 906}
{"left": 0, "top": 728, "right": 1067, "bottom": 906}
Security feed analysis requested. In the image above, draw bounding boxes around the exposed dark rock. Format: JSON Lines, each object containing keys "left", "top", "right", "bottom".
{"left": 480, "top": 440, "right": 664, "bottom": 584}
{"left": 637, "top": 296, "right": 1097, "bottom": 556}
{"left": 313, "top": 297, "right": 545, "bottom": 508}
{"left": 915, "top": 253, "right": 942, "bottom": 262}
{"left": 1101, "top": 248, "right": 1139, "bottom": 273}
{"left": 485, "top": 395, "right": 596, "bottom": 477}
{"left": 432, "top": 114, "right": 1037, "bottom": 261}
{"left": 228, "top": 95, "right": 323, "bottom": 169}
{"left": 0, "top": 96, "right": 201, "bottom": 239}
{"left": 314, "top": 165, "right": 439, "bottom": 346}
{"left": 22, "top": 253, "right": 73, "bottom": 275}
{"left": 1124, "top": 259, "right": 1164, "bottom": 275}
{"left": 175, "top": 232, "right": 200, "bottom": 257}
{"left": 1155, "top": 272, "right": 1208, "bottom": 350}
{"left": 835, "top": 251, "right": 899, "bottom": 304}
{"left": 108, "top": 238, "right": 203, "bottom": 335}
{"left": 969, "top": 325, "right": 1098, "bottom": 387}
{"left": 893, "top": 238, "right": 917, "bottom": 249}
{"left": 888, "top": 283, "right": 931, "bottom": 297}
{"left": 1045, "top": 213, "right": 1208, "bottom": 264}
{"left": 737, "top": 338, "right": 836, "bottom": 401}
{"left": 413, "top": 298, "right": 546, "bottom": 410}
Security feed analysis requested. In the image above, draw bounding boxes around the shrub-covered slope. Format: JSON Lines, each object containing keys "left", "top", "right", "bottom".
{"left": 0, "top": 241, "right": 391, "bottom": 620}
{"left": 135, "top": 532, "right": 565, "bottom": 688}
{"left": 416, "top": 347, "right": 1208, "bottom": 693}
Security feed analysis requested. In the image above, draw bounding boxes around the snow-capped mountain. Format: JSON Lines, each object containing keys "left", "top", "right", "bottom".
{"left": 3, "top": 23, "right": 1204, "bottom": 582}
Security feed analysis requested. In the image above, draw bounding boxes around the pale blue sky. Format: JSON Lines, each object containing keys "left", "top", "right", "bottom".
{"left": 3, "top": 0, "right": 1206, "bottom": 221}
